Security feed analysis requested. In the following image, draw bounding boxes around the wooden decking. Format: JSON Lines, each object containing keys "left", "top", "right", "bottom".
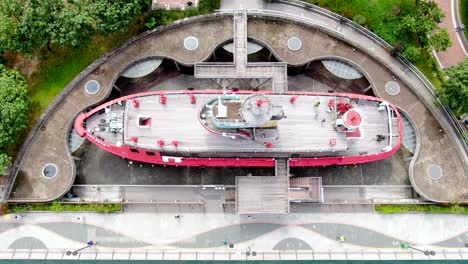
{"left": 236, "top": 175, "right": 289, "bottom": 214}
{"left": 289, "top": 177, "right": 323, "bottom": 202}
{"left": 194, "top": 11, "right": 288, "bottom": 93}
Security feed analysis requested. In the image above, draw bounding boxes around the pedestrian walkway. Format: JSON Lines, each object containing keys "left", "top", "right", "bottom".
{"left": 0, "top": 211, "right": 466, "bottom": 260}
{"left": 194, "top": 11, "right": 288, "bottom": 93}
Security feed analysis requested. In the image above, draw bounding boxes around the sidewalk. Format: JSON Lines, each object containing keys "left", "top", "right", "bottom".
{"left": 434, "top": 0, "right": 467, "bottom": 68}
{"left": 0, "top": 211, "right": 467, "bottom": 252}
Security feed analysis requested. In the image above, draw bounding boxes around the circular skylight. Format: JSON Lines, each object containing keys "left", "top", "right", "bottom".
{"left": 85, "top": 80, "right": 100, "bottom": 95}
{"left": 42, "top": 164, "right": 58, "bottom": 179}
{"left": 385, "top": 81, "right": 401, "bottom": 96}
{"left": 184, "top": 36, "right": 199, "bottom": 51}
{"left": 287, "top": 37, "right": 302, "bottom": 51}
{"left": 427, "top": 164, "right": 443, "bottom": 181}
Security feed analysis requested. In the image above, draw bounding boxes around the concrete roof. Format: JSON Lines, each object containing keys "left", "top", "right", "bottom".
{"left": 7, "top": 9, "right": 467, "bottom": 202}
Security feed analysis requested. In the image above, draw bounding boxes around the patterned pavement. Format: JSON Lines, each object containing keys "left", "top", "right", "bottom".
{"left": 1, "top": 212, "right": 467, "bottom": 252}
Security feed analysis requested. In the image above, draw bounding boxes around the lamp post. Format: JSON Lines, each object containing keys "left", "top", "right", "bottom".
{"left": 66, "top": 241, "right": 95, "bottom": 256}
{"left": 400, "top": 242, "right": 435, "bottom": 256}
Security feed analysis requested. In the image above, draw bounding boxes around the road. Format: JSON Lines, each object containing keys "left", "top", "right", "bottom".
{"left": 434, "top": 0, "right": 467, "bottom": 68}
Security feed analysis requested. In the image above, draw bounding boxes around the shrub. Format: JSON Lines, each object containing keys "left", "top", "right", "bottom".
{"left": 9, "top": 202, "right": 122, "bottom": 213}
{"left": 375, "top": 204, "right": 468, "bottom": 214}
{"left": 403, "top": 46, "right": 421, "bottom": 63}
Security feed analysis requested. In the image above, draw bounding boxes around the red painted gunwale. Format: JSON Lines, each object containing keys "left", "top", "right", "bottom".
{"left": 74, "top": 89, "right": 403, "bottom": 167}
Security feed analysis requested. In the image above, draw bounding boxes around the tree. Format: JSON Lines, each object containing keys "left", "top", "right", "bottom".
{"left": 403, "top": 46, "right": 421, "bottom": 63}
{"left": 0, "top": 64, "right": 30, "bottom": 149}
{"left": 0, "top": 0, "right": 95, "bottom": 54}
{"left": 430, "top": 28, "right": 452, "bottom": 52}
{"left": 0, "top": 1, "right": 23, "bottom": 53}
{"left": 52, "top": 1, "right": 95, "bottom": 48}
{"left": 436, "top": 59, "right": 468, "bottom": 117}
{"left": 396, "top": 0, "right": 446, "bottom": 49}
{"left": 0, "top": 64, "right": 29, "bottom": 175}
{"left": 0, "top": 0, "right": 146, "bottom": 54}
{"left": 0, "top": 153, "right": 10, "bottom": 175}
{"left": 80, "top": 0, "right": 147, "bottom": 36}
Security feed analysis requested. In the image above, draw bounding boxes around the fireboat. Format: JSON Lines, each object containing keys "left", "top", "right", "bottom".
{"left": 74, "top": 90, "right": 402, "bottom": 167}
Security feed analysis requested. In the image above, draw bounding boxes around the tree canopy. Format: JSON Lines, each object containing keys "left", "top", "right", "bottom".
{"left": 436, "top": 59, "right": 468, "bottom": 117}
{"left": 307, "top": 0, "right": 451, "bottom": 62}
{"left": 0, "top": 0, "right": 148, "bottom": 54}
{"left": 85, "top": 0, "right": 148, "bottom": 36}
{"left": 0, "top": 153, "right": 10, "bottom": 175}
{"left": 0, "top": 64, "right": 30, "bottom": 174}
{"left": 396, "top": 0, "right": 444, "bottom": 48}
{"left": 429, "top": 28, "right": 452, "bottom": 52}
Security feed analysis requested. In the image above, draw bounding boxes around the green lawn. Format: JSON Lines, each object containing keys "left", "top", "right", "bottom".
{"left": 414, "top": 50, "right": 444, "bottom": 89}
{"left": 28, "top": 18, "right": 147, "bottom": 119}
{"left": 460, "top": 0, "right": 468, "bottom": 35}
{"left": 10, "top": 201, "right": 122, "bottom": 213}
{"left": 375, "top": 204, "right": 468, "bottom": 214}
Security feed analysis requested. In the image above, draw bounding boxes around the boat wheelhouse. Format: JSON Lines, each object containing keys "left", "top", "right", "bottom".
{"left": 74, "top": 90, "right": 402, "bottom": 167}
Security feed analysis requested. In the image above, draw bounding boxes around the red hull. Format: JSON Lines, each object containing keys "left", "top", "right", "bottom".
{"left": 74, "top": 90, "right": 403, "bottom": 167}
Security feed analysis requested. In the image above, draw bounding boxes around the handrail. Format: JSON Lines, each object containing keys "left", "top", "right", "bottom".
{"left": 1, "top": 248, "right": 467, "bottom": 260}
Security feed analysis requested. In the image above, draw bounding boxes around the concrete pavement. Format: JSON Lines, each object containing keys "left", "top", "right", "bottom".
{"left": 0, "top": 211, "right": 467, "bottom": 260}
{"left": 67, "top": 184, "right": 416, "bottom": 205}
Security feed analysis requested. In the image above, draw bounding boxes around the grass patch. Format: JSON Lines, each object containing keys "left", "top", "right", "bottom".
{"left": 460, "top": 0, "right": 468, "bottom": 36}
{"left": 375, "top": 204, "right": 468, "bottom": 214}
{"left": 27, "top": 15, "right": 148, "bottom": 121}
{"left": 9, "top": 201, "right": 122, "bottom": 213}
{"left": 414, "top": 49, "right": 444, "bottom": 89}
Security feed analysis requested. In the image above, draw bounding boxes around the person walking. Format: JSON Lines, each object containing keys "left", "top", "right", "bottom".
{"left": 338, "top": 235, "right": 346, "bottom": 242}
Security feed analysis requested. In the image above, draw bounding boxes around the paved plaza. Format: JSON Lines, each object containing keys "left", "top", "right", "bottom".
{"left": 0, "top": 211, "right": 467, "bottom": 260}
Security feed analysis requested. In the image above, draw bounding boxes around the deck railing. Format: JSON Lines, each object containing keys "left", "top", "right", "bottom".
{"left": 0, "top": 248, "right": 466, "bottom": 261}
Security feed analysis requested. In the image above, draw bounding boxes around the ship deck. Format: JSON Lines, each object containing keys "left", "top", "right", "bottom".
{"left": 86, "top": 93, "right": 398, "bottom": 157}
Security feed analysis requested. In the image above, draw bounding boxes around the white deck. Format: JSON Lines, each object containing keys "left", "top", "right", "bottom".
{"left": 111, "top": 93, "right": 394, "bottom": 156}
